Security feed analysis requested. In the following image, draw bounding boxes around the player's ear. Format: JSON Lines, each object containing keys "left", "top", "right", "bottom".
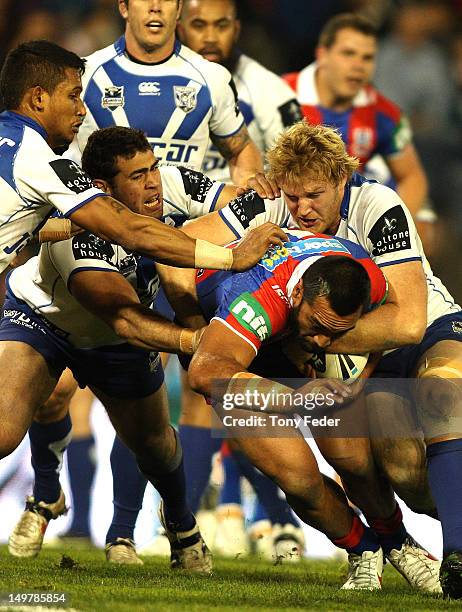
{"left": 93, "top": 178, "right": 111, "bottom": 194}
{"left": 315, "top": 45, "right": 326, "bottom": 65}
{"left": 291, "top": 279, "right": 304, "bottom": 307}
{"left": 234, "top": 20, "right": 242, "bottom": 43}
{"left": 118, "top": 0, "right": 128, "bottom": 20}
{"left": 30, "top": 86, "right": 48, "bottom": 112}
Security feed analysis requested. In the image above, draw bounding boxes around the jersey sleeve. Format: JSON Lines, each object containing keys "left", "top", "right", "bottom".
{"left": 374, "top": 93, "right": 413, "bottom": 158}
{"left": 161, "top": 166, "right": 226, "bottom": 217}
{"left": 357, "top": 183, "right": 422, "bottom": 269}
{"left": 15, "top": 136, "right": 107, "bottom": 218}
{"left": 207, "top": 64, "right": 245, "bottom": 138}
{"left": 46, "top": 231, "right": 119, "bottom": 289}
{"left": 212, "top": 270, "right": 288, "bottom": 354}
{"left": 218, "top": 192, "right": 289, "bottom": 239}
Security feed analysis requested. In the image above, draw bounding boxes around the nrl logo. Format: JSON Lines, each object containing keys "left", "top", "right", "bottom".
{"left": 174, "top": 86, "right": 197, "bottom": 113}
{"left": 101, "top": 86, "right": 125, "bottom": 111}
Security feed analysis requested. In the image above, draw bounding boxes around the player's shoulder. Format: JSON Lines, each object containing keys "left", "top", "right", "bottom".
{"left": 364, "top": 84, "right": 402, "bottom": 121}
{"left": 83, "top": 40, "right": 119, "bottom": 70}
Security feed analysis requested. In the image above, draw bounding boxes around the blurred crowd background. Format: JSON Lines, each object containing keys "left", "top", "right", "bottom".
{"left": 1, "top": 0, "right": 462, "bottom": 300}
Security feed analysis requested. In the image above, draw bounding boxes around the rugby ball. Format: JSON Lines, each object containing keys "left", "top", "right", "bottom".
{"left": 308, "top": 352, "right": 369, "bottom": 383}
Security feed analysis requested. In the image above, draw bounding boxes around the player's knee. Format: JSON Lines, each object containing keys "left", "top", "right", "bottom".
{"left": 0, "top": 426, "right": 24, "bottom": 459}
{"left": 372, "top": 438, "right": 426, "bottom": 490}
{"left": 323, "top": 442, "right": 373, "bottom": 481}
{"left": 35, "top": 381, "right": 77, "bottom": 423}
{"left": 416, "top": 359, "right": 462, "bottom": 422}
{"left": 272, "top": 458, "right": 322, "bottom": 504}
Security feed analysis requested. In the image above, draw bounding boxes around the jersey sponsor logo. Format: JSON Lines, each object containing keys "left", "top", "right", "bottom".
{"left": 259, "top": 238, "right": 349, "bottom": 272}
{"left": 138, "top": 81, "right": 161, "bottom": 96}
{"left": 368, "top": 205, "right": 410, "bottom": 256}
{"left": 452, "top": 321, "right": 462, "bottom": 335}
{"left": 393, "top": 116, "right": 412, "bottom": 151}
{"left": 351, "top": 127, "right": 374, "bottom": 158}
{"left": 0, "top": 137, "right": 15, "bottom": 149}
{"left": 179, "top": 167, "right": 213, "bottom": 203}
{"left": 278, "top": 99, "right": 303, "bottom": 127}
{"left": 101, "top": 85, "right": 125, "bottom": 110}
{"left": 151, "top": 139, "right": 199, "bottom": 164}
{"left": 228, "top": 192, "right": 266, "bottom": 229}
{"left": 49, "top": 159, "right": 94, "bottom": 194}
{"left": 230, "top": 292, "right": 272, "bottom": 342}
{"left": 72, "top": 233, "right": 115, "bottom": 262}
{"left": 174, "top": 86, "right": 197, "bottom": 113}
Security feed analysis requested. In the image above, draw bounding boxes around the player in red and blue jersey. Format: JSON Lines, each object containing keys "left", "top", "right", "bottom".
{"left": 196, "top": 231, "right": 387, "bottom": 349}
{"left": 283, "top": 13, "right": 430, "bottom": 231}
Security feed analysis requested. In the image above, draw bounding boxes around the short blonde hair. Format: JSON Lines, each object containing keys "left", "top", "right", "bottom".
{"left": 267, "top": 122, "right": 359, "bottom": 187}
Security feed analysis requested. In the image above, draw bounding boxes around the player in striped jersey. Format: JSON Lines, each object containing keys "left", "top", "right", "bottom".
{"left": 69, "top": 0, "right": 263, "bottom": 186}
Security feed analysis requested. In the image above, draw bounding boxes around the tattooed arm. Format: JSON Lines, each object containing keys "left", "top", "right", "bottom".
{"left": 211, "top": 124, "right": 264, "bottom": 187}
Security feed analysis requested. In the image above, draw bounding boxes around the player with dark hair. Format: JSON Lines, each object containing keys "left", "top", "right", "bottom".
{"left": 6, "top": 125, "right": 241, "bottom": 563}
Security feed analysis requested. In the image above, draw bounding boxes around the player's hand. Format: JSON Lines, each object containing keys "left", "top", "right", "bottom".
{"left": 231, "top": 223, "right": 287, "bottom": 271}
{"left": 296, "top": 378, "right": 353, "bottom": 406}
{"left": 236, "top": 172, "right": 281, "bottom": 200}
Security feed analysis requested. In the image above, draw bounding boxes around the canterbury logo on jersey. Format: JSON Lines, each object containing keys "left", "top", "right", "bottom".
{"left": 259, "top": 238, "right": 349, "bottom": 272}
{"left": 138, "top": 82, "right": 161, "bottom": 96}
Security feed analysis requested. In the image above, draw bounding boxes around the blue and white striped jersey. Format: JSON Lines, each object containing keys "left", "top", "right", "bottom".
{"left": 0, "top": 111, "right": 106, "bottom": 273}
{"left": 71, "top": 37, "right": 244, "bottom": 170}
{"left": 8, "top": 163, "right": 226, "bottom": 348}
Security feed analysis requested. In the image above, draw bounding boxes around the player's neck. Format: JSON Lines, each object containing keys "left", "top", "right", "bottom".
{"left": 315, "top": 70, "right": 352, "bottom": 113}
{"left": 124, "top": 31, "right": 176, "bottom": 64}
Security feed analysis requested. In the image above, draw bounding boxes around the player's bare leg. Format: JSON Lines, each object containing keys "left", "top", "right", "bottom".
{"left": 93, "top": 383, "right": 212, "bottom": 573}
{"left": 1, "top": 343, "right": 65, "bottom": 557}
{"left": 366, "top": 392, "right": 435, "bottom": 516}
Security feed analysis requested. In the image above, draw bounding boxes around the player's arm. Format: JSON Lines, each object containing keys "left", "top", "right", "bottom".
{"left": 69, "top": 269, "right": 202, "bottom": 354}
{"left": 327, "top": 260, "right": 427, "bottom": 354}
{"left": 385, "top": 144, "right": 428, "bottom": 218}
{"left": 156, "top": 263, "right": 205, "bottom": 329}
{"left": 211, "top": 124, "right": 264, "bottom": 188}
{"left": 189, "top": 321, "right": 351, "bottom": 410}
{"left": 69, "top": 196, "right": 285, "bottom": 271}
{"left": 189, "top": 320, "right": 256, "bottom": 396}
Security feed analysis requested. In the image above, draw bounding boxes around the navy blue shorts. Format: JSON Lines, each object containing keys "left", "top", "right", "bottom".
{"left": 0, "top": 293, "right": 164, "bottom": 398}
{"left": 374, "top": 310, "right": 462, "bottom": 379}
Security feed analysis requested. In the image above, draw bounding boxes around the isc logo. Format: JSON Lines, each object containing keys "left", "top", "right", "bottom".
{"left": 138, "top": 81, "right": 161, "bottom": 96}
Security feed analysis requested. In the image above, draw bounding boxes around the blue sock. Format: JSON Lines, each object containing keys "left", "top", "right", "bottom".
{"left": 233, "top": 451, "right": 299, "bottom": 527}
{"left": 251, "top": 499, "right": 269, "bottom": 523}
{"left": 178, "top": 425, "right": 222, "bottom": 513}
{"left": 427, "top": 439, "right": 462, "bottom": 556}
{"left": 152, "top": 457, "right": 194, "bottom": 532}
{"left": 106, "top": 436, "right": 148, "bottom": 544}
{"left": 29, "top": 414, "right": 72, "bottom": 504}
{"left": 219, "top": 454, "right": 242, "bottom": 505}
{"left": 66, "top": 436, "right": 95, "bottom": 537}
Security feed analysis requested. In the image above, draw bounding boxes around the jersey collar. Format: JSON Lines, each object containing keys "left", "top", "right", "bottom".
{"left": 115, "top": 35, "right": 182, "bottom": 62}
{"left": 0, "top": 111, "right": 48, "bottom": 141}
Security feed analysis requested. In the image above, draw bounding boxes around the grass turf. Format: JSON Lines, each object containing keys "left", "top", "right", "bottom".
{"left": 0, "top": 545, "right": 459, "bottom": 611}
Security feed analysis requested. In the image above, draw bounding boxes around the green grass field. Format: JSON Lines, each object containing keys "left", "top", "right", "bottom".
{"left": 0, "top": 545, "right": 460, "bottom": 611}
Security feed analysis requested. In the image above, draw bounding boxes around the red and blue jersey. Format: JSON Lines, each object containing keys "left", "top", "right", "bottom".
{"left": 196, "top": 231, "right": 387, "bottom": 354}
{"left": 283, "top": 63, "right": 412, "bottom": 170}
